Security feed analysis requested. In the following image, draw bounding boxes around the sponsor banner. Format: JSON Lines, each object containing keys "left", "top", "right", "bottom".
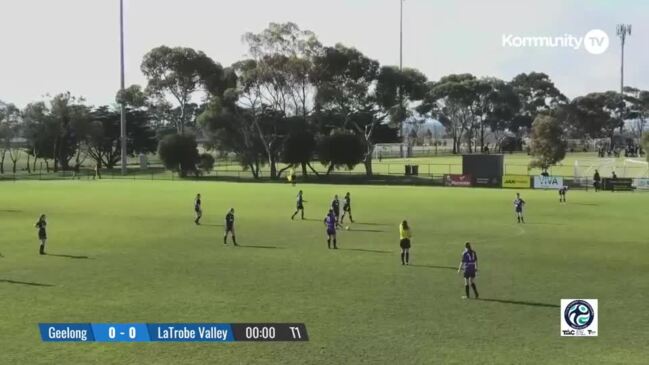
{"left": 444, "top": 174, "right": 472, "bottom": 187}
{"left": 533, "top": 176, "right": 564, "bottom": 189}
{"left": 603, "top": 178, "right": 633, "bottom": 191}
{"left": 561, "top": 299, "right": 598, "bottom": 337}
{"left": 502, "top": 175, "right": 531, "bottom": 188}
{"left": 633, "top": 178, "right": 649, "bottom": 190}
{"left": 472, "top": 176, "right": 501, "bottom": 188}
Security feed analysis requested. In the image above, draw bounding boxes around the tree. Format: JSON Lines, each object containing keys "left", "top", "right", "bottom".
{"left": 197, "top": 153, "right": 215, "bottom": 174}
{"left": 529, "top": 114, "right": 566, "bottom": 170}
{"left": 564, "top": 92, "right": 625, "bottom": 146}
{"left": 318, "top": 130, "right": 364, "bottom": 174}
{"left": 234, "top": 22, "right": 322, "bottom": 179}
{"left": 22, "top": 101, "right": 56, "bottom": 172}
{"left": 473, "top": 78, "right": 520, "bottom": 151}
{"left": 623, "top": 87, "right": 649, "bottom": 141}
{"left": 87, "top": 106, "right": 157, "bottom": 169}
{"left": 280, "top": 125, "right": 316, "bottom": 176}
{"left": 312, "top": 44, "right": 426, "bottom": 175}
{"left": 509, "top": 72, "right": 567, "bottom": 134}
{"left": 157, "top": 133, "right": 199, "bottom": 177}
{"left": 0, "top": 101, "right": 21, "bottom": 174}
{"left": 141, "top": 46, "right": 225, "bottom": 134}
{"left": 418, "top": 74, "right": 479, "bottom": 154}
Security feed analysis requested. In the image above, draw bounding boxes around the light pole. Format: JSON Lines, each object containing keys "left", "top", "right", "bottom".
{"left": 119, "top": 0, "right": 127, "bottom": 175}
{"left": 616, "top": 24, "right": 631, "bottom": 95}
{"left": 399, "top": 0, "right": 405, "bottom": 157}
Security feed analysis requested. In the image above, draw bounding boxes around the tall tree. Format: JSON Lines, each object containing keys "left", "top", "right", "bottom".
{"left": 141, "top": 46, "right": 224, "bottom": 134}
{"left": 565, "top": 92, "right": 625, "bottom": 146}
{"left": 0, "top": 101, "right": 21, "bottom": 174}
{"left": 418, "top": 74, "right": 479, "bottom": 154}
{"left": 510, "top": 72, "right": 567, "bottom": 133}
{"left": 529, "top": 114, "right": 567, "bottom": 170}
{"left": 48, "top": 93, "right": 91, "bottom": 171}
{"left": 473, "top": 78, "right": 520, "bottom": 152}
{"left": 623, "top": 87, "right": 649, "bottom": 140}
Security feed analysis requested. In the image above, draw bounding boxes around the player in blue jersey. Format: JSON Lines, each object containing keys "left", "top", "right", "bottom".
{"left": 559, "top": 186, "right": 567, "bottom": 203}
{"left": 291, "top": 190, "right": 306, "bottom": 220}
{"left": 458, "top": 242, "right": 479, "bottom": 299}
{"left": 194, "top": 193, "right": 202, "bottom": 225}
{"left": 35, "top": 214, "right": 47, "bottom": 255}
{"left": 340, "top": 192, "right": 354, "bottom": 224}
{"left": 324, "top": 209, "right": 338, "bottom": 249}
{"left": 514, "top": 193, "right": 525, "bottom": 223}
{"left": 224, "top": 208, "right": 238, "bottom": 246}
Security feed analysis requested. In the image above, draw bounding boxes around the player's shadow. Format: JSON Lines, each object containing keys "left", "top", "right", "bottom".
{"left": 301, "top": 218, "right": 321, "bottom": 222}
{"left": 354, "top": 222, "right": 389, "bottom": 226}
{"left": 48, "top": 254, "right": 91, "bottom": 259}
{"left": 0, "top": 209, "right": 21, "bottom": 213}
{"left": 238, "top": 245, "right": 282, "bottom": 249}
{"left": 571, "top": 202, "right": 599, "bottom": 207}
{"left": 339, "top": 248, "right": 391, "bottom": 254}
{"left": 348, "top": 229, "right": 384, "bottom": 233}
{"left": 476, "top": 298, "right": 559, "bottom": 308}
{"left": 200, "top": 224, "right": 223, "bottom": 227}
{"left": 0, "top": 279, "right": 54, "bottom": 287}
{"left": 409, "top": 264, "right": 457, "bottom": 271}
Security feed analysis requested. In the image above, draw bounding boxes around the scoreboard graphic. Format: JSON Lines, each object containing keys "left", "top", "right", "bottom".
{"left": 39, "top": 323, "right": 308, "bottom": 343}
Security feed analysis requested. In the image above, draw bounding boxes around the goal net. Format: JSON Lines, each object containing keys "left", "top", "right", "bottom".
{"left": 573, "top": 159, "right": 616, "bottom": 186}
{"left": 622, "top": 158, "right": 649, "bottom": 178}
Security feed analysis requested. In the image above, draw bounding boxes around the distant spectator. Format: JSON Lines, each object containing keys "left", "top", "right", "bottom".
{"left": 593, "top": 170, "right": 601, "bottom": 192}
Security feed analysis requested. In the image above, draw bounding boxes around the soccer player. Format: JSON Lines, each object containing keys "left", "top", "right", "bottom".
{"left": 559, "top": 186, "right": 567, "bottom": 203}
{"left": 399, "top": 220, "right": 412, "bottom": 265}
{"left": 324, "top": 209, "right": 338, "bottom": 249}
{"left": 288, "top": 167, "right": 297, "bottom": 186}
{"left": 593, "top": 170, "right": 601, "bottom": 192}
{"left": 514, "top": 193, "right": 525, "bottom": 223}
{"left": 458, "top": 242, "right": 479, "bottom": 299}
{"left": 224, "top": 208, "right": 238, "bottom": 246}
{"left": 35, "top": 214, "right": 47, "bottom": 255}
{"left": 340, "top": 192, "right": 354, "bottom": 224}
{"left": 291, "top": 190, "right": 306, "bottom": 220}
{"left": 331, "top": 195, "right": 342, "bottom": 227}
{"left": 194, "top": 193, "right": 202, "bottom": 225}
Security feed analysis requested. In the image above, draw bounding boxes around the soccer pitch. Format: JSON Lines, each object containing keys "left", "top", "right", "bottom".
{"left": 1, "top": 180, "right": 648, "bottom": 364}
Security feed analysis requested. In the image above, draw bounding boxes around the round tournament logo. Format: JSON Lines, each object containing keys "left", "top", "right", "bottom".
{"left": 564, "top": 300, "right": 595, "bottom": 329}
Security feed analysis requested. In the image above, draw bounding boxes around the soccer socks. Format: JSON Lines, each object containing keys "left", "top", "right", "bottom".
{"left": 333, "top": 239, "right": 337, "bottom": 249}
{"left": 39, "top": 244, "right": 45, "bottom": 255}
{"left": 232, "top": 236, "right": 238, "bottom": 246}
{"left": 223, "top": 236, "right": 227, "bottom": 244}
{"left": 405, "top": 252, "right": 410, "bottom": 264}
{"left": 327, "top": 239, "right": 331, "bottom": 249}
{"left": 471, "top": 283, "right": 479, "bottom": 298}
{"left": 401, "top": 252, "right": 405, "bottom": 265}
{"left": 465, "top": 285, "right": 470, "bottom": 297}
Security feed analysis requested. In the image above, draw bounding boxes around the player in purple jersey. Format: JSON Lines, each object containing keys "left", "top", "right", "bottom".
{"left": 458, "top": 242, "right": 479, "bottom": 299}
{"left": 324, "top": 209, "right": 338, "bottom": 249}
{"left": 514, "top": 193, "right": 525, "bottom": 223}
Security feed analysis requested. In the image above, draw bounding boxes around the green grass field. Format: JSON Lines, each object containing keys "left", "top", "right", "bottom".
{"left": 1, "top": 180, "right": 648, "bottom": 364}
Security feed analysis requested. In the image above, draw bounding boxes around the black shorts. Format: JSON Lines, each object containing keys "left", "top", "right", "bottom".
{"left": 515, "top": 208, "right": 522, "bottom": 213}
{"left": 296, "top": 204, "right": 304, "bottom": 210}
{"left": 225, "top": 226, "right": 234, "bottom": 233}
{"left": 333, "top": 208, "right": 340, "bottom": 217}
{"left": 463, "top": 269, "right": 476, "bottom": 279}
{"left": 400, "top": 238, "right": 411, "bottom": 249}
{"left": 39, "top": 233, "right": 47, "bottom": 240}
{"left": 343, "top": 205, "right": 351, "bottom": 212}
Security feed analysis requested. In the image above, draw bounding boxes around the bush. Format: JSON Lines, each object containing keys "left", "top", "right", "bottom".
{"left": 318, "top": 131, "right": 364, "bottom": 173}
{"left": 157, "top": 133, "right": 199, "bottom": 177}
{"left": 197, "top": 153, "right": 215, "bottom": 174}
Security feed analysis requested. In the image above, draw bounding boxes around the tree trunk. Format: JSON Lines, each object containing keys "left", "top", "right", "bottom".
{"left": 307, "top": 162, "right": 320, "bottom": 177}
{"left": 268, "top": 154, "right": 277, "bottom": 179}
{"left": 27, "top": 154, "right": 31, "bottom": 174}
{"left": 0, "top": 150, "right": 5, "bottom": 174}
{"left": 12, "top": 160, "right": 17, "bottom": 174}
{"left": 363, "top": 144, "right": 375, "bottom": 177}
{"left": 301, "top": 162, "right": 307, "bottom": 177}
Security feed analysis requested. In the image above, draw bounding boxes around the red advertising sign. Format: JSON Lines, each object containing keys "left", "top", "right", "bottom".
{"left": 444, "top": 174, "right": 472, "bottom": 187}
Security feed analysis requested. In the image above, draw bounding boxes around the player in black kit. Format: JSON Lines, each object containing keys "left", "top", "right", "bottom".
{"left": 224, "top": 208, "right": 238, "bottom": 246}
{"left": 35, "top": 214, "right": 47, "bottom": 255}
{"left": 559, "top": 186, "right": 567, "bottom": 203}
{"left": 194, "top": 194, "right": 202, "bottom": 225}
{"left": 291, "top": 190, "right": 306, "bottom": 220}
{"left": 340, "top": 192, "right": 354, "bottom": 224}
{"left": 331, "top": 195, "right": 342, "bottom": 228}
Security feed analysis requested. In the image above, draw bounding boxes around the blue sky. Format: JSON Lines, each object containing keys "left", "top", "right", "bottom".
{"left": 0, "top": 0, "right": 647, "bottom": 107}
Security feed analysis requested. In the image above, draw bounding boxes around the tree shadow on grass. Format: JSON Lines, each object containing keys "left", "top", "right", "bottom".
{"left": 409, "top": 264, "right": 457, "bottom": 271}
{"left": 476, "top": 298, "right": 559, "bottom": 308}
{"left": 48, "top": 254, "right": 92, "bottom": 259}
{"left": 338, "top": 248, "right": 391, "bottom": 254}
{"left": 0, "top": 279, "right": 54, "bottom": 287}
{"left": 237, "top": 245, "right": 282, "bottom": 249}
